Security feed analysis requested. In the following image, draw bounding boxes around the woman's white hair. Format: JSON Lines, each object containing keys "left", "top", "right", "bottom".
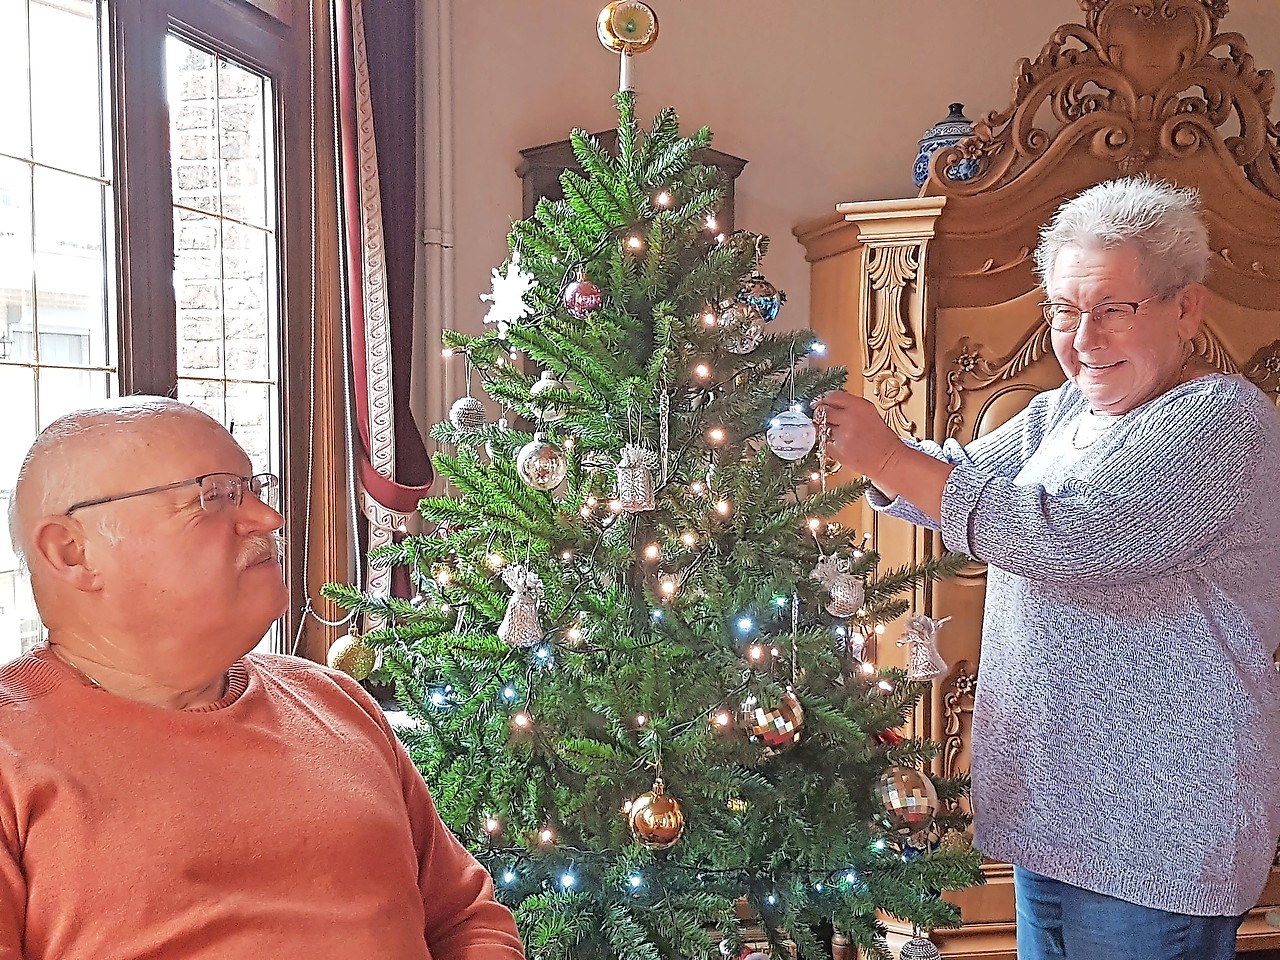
{"left": 1033, "top": 177, "right": 1210, "bottom": 295}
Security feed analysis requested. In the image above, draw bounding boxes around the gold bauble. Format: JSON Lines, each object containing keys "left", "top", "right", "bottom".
{"left": 327, "top": 628, "right": 377, "bottom": 680}
{"left": 597, "top": 1, "right": 658, "bottom": 54}
{"left": 627, "top": 778, "right": 685, "bottom": 849}
{"left": 875, "top": 766, "right": 941, "bottom": 833}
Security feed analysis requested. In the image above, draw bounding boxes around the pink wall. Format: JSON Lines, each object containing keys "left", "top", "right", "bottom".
{"left": 440, "top": 0, "right": 1280, "bottom": 363}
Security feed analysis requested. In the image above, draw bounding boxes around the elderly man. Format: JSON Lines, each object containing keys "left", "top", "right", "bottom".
{"left": 1, "top": 397, "right": 524, "bottom": 960}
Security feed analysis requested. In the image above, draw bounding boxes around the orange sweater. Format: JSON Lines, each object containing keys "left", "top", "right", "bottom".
{"left": 0, "top": 648, "right": 524, "bottom": 960}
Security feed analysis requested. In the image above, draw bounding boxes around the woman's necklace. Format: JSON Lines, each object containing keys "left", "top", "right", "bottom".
{"left": 1071, "top": 409, "right": 1119, "bottom": 449}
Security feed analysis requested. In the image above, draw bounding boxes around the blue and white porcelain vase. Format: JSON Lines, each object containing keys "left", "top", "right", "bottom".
{"left": 913, "top": 102, "right": 979, "bottom": 188}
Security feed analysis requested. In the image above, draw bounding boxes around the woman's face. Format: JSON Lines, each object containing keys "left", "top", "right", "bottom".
{"left": 1047, "top": 244, "right": 1203, "bottom": 416}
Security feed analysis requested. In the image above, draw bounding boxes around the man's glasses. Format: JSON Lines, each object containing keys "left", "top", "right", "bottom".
{"left": 1039, "top": 294, "right": 1164, "bottom": 334}
{"left": 64, "top": 472, "right": 280, "bottom": 516}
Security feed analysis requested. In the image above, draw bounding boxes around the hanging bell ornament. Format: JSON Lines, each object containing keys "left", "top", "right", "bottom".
{"left": 766, "top": 409, "right": 817, "bottom": 461}
{"left": 735, "top": 272, "right": 785, "bottom": 322}
{"left": 516, "top": 433, "right": 568, "bottom": 491}
{"left": 615, "top": 443, "right": 658, "bottom": 512}
{"left": 898, "top": 614, "right": 951, "bottom": 682}
{"left": 626, "top": 778, "right": 685, "bottom": 849}
{"left": 741, "top": 689, "right": 805, "bottom": 758}
{"left": 811, "top": 554, "right": 866, "bottom": 618}
{"left": 497, "top": 564, "right": 544, "bottom": 648}
{"left": 875, "top": 766, "right": 941, "bottom": 833}
{"left": 449, "top": 395, "right": 487, "bottom": 433}
{"left": 529, "top": 371, "right": 568, "bottom": 423}
{"left": 716, "top": 301, "right": 765, "bottom": 354}
{"left": 563, "top": 271, "right": 605, "bottom": 319}
{"left": 327, "top": 626, "right": 377, "bottom": 680}
{"left": 900, "top": 937, "right": 942, "bottom": 960}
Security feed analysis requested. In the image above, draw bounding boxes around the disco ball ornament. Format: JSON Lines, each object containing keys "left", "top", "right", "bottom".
{"left": 900, "top": 937, "right": 942, "bottom": 960}
{"left": 741, "top": 689, "right": 805, "bottom": 757}
{"left": 735, "top": 272, "right": 785, "bottom": 322}
{"left": 765, "top": 409, "right": 817, "bottom": 461}
{"left": 563, "top": 272, "right": 604, "bottom": 319}
{"left": 627, "top": 778, "right": 685, "bottom": 849}
{"left": 529, "top": 371, "right": 567, "bottom": 423}
{"left": 449, "top": 395, "right": 487, "bottom": 433}
{"left": 326, "top": 628, "right": 377, "bottom": 680}
{"left": 876, "top": 766, "right": 941, "bottom": 833}
{"left": 516, "top": 433, "right": 568, "bottom": 491}
{"left": 717, "top": 301, "right": 765, "bottom": 354}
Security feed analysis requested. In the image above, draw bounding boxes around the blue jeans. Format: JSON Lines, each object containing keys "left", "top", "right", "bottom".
{"left": 1013, "top": 867, "right": 1245, "bottom": 960}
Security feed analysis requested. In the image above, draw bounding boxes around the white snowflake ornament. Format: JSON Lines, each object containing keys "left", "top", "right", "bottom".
{"left": 479, "top": 248, "right": 536, "bottom": 337}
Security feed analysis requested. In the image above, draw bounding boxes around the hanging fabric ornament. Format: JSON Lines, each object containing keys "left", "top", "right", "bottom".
{"left": 449, "top": 395, "right": 487, "bottom": 433}
{"left": 766, "top": 409, "right": 817, "bottom": 461}
{"left": 900, "top": 937, "right": 942, "bottom": 960}
{"left": 563, "top": 270, "right": 604, "bottom": 319}
{"left": 716, "top": 301, "right": 765, "bottom": 354}
{"left": 626, "top": 778, "right": 685, "bottom": 849}
{"left": 529, "top": 371, "right": 567, "bottom": 423}
{"left": 516, "top": 433, "right": 568, "bottom": 491}
{"left": 497, "top": 564, "right": 544, "bottom": 648}
{"left": 811, "top": 554, "right": 865, "bottom": 618}
{"left": 741, "top": 689, "right": 805, "bottom": 758}
{"left": 875, "top": 766, "right": 941, "bottom": 832}
{"left": 897, "top": 614, "right": 951, "bottom": 681}
{"left": 480, "top": 248, "right": 536, "bottom": 337}
{"left": 615, "top": 443, "right": 658, "bottom": 512}
{"left": 327, "top": 626, "right": 377, "bottom": 680}
{"left": 735, "top": 272, "right": 785, "bottom": 322}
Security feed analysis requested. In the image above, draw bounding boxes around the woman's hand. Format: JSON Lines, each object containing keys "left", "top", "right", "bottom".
{"left": 812, "top": 391, "right": 901, "bottom": 478}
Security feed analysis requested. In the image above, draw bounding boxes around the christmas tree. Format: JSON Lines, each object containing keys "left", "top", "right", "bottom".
{"left": 325, "top": 91, "right": 982, "bottom": 960}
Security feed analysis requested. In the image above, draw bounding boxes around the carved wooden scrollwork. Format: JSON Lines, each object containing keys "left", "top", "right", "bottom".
{"left": 1244, "top": 339, "right": 1280, "bottom": 407}
{"left": 930, "top": 0, "right": 1280, "bottom": 201}
{"left": 863, "top": 243, "right": 926, "bottom": 435}
{"left": 940, "top": 660, "right": 978, "bottom": 800}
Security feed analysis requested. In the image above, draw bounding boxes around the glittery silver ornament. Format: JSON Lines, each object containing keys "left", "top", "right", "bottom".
{"left": 449, "top": 395, "right": 487, "bottom": 432}
{"left": 516, "top": 433, "right": 567, "bottom": 491}
{"left": 529, "top": 371, "right": 567, "bottom": 423}
{"left": 497, "top": 564, "right": 544, "bottom": 648}
{"left": 716, "top": 301, "right": 764, "bottom": 354}
{"left": 898, "top": 614, "right": 951, "bottom": 681}
{"left": 811, "top": 554, "right": 865, "bottom": 618}
{"left": 766, "top": 409, "right": 817, "bottom": 461}
{"left": 899, "top": 937, "right": 942, "bottom": 960}
{"left": 735, "top": 272, "right": 785, "bottom": 322}
{"left": 616, "top": 443, "right": 658, "bottom": 512}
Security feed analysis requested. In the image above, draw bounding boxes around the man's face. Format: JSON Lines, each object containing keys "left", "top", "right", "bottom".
{"left": 81, "top": 413, "right": 287, "bottom": 680}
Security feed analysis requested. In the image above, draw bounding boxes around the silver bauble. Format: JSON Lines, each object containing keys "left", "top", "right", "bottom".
{"left": 765, "top": 409, "right": 817, "bottom": 461}
{"left": 449, "top": 395, "right": 487, "bottom": 432}
{"left": 826, "top": 576, "right": 866, "bottom": 618}
{"left": 516, "top": 434, "right": 567, "bottom": 491}
{"left": 716, "top": 301, "right": 765, "bottom": 354}
{"left": 529, "top": 371, "right": 567, "bottom": 423}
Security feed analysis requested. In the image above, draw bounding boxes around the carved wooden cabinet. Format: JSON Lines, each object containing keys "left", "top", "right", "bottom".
{"left": 796, "top": 1, "right": 1280, "bottom": 956}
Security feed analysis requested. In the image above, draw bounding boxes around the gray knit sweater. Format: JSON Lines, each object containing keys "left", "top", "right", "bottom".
{"left": 871, "top": 373, "right": 1280, "bottom": 916}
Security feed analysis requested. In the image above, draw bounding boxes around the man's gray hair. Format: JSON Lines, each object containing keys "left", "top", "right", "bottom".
{"left": 1033, "top": 177, "right": 1211, "bottom": 296}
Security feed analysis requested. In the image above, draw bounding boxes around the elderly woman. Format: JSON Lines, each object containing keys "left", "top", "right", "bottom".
{"left": 815, "top": 177, "right": 1280, "bottom": 960}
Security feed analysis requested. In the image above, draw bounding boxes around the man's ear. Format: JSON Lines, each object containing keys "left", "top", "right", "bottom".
{"left": 29, "top": 517, "right": 101, "bottom": 592}
{"left": 1175, "top": 282, "right": 1207, "bottom": 341}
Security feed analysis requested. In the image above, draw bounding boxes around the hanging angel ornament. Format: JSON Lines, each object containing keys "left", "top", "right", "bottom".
{"left": 479, "top": 248, "right": 536, "bottom": 337}
{"left": 898, "top": 614, "right": 951, "bottom": 681}
{"left": 497, "top": 564, "right": 544, "bottom": 648}
{"left": 616, "top": 443, "right": 658, "bottom": 512}
{"left": 811, "top": 553, "right": 865, "bottom": 618}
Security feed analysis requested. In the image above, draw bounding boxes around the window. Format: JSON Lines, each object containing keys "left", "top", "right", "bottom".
{"left": 0, "top": 0, "right": 339, "bottom": 663}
